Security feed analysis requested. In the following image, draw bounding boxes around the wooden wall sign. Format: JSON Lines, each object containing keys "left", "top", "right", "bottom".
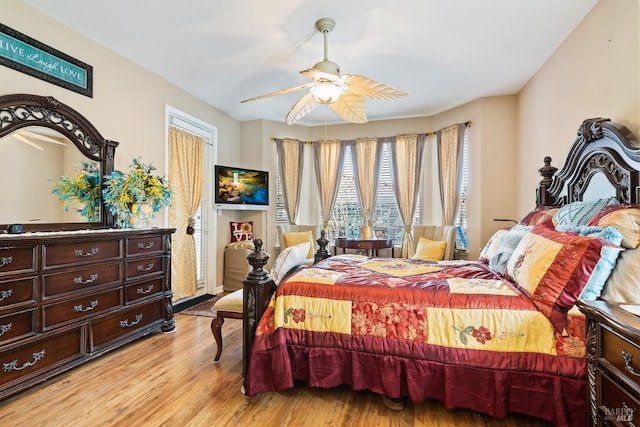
{"left": 0, "top": 23, "right": 93, "bottom": 97}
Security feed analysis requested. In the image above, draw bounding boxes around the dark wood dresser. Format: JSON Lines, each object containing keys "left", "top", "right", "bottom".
{"left": 0, "top": 228, "right": 175, "bottom": 400}
{"left": 577, "top": 300, "right": 640, "bottom": 426}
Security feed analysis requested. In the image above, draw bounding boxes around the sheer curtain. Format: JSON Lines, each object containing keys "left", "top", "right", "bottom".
{"left": 437, "top": 124, "right": 465, "bottom": 226}
{"left": 351, "top": 137, "right": 383, "bottom": 229}
{"left": 313, "top": 139, "right": 346, "bottom": 231}
{"left": 389, "top": 134, "right": 426, "bottom": 258}
{"left": 168, "top": 126, "right": 205, "bottom": 300}
{"left": 275, "top": 138, "right": 304, "bottom": 224}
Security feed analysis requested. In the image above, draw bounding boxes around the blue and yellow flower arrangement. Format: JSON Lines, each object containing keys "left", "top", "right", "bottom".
{"left": 102, "top": 158, "right": 171, "bottom": 228}
{"left": 50, "top": 161, "right": 101, "bottom": 222}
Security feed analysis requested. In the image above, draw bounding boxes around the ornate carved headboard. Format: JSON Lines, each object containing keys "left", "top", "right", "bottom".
{"left": 537, "top": 118, "right": 640, "bottom": 207}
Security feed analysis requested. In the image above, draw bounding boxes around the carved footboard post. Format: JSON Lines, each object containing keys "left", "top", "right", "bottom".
{"left": 314, "top": 229, "right": 331, "bottom": 264}
{"left": 242, "top": 238, "right": 275, "bottom": 377}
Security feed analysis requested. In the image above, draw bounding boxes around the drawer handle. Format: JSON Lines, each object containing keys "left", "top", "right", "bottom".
{"left": 3, "top": 349, "right": 45, "bottom": 372}
{"left": 74, "top": 248, "right": 99, "bottom": 257}
{"left": 0, "top": 323, "right": 12, "bottom": 337}
{"left": 74, "top": 300, "right": 98, "bottom": 312}
{"left": 0, "top": 289, "right": 13, "bottom": 302}
{"left": 74, "top": 273, "right": 99, "bottom": 285}
{"left": 120, "top": 314, "right": 143, "bottom": 328}
{"left": 137, "top": 263, "right": 154, "bottom": 272}
{"left": 0, "top": 256, "right": 13, "bottom": 268}
{"left": 137, "top": 242, "right": 155, "bottom": 250}
{"left": 622, "top": 349, "right": 640, "bottom": 377}
{"left": 137, "top": 285, "right": 154, "bottom": 295}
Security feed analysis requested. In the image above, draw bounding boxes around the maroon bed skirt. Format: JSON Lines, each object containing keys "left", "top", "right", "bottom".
{"left": 245, "top": 341, "right": 587, "bottom": 427}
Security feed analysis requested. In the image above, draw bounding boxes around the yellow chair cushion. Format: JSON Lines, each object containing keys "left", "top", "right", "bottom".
{"left": 213, "top": 289, "right": 243, "bottom": 313}
{"left": 283, "top": 230, "right": 315, "bottom": 259}
{"left": 411, "top": 237, "right": 447, "bottom": 261}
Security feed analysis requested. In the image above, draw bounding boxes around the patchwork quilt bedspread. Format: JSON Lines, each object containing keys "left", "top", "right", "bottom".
{"left": 246, "top": 254, "right": 586, "bottom": 397}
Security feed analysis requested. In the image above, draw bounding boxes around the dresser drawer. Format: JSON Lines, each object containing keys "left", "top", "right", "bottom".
{"left": 0, "top": 309, "right": 36, "bottom": 346}
{"left": 42, "top": 262, "right": 122, "bottom": 299}
{"left": 43, "top": 239, "right": 122, "bottom": 268}
{"left": 0, "top": 326, "right": 85, "bottom": 389}
{"left": 126, "top": 236, "right": 163, "bottom": 256}
{"left": 0, "top": 246, "right": 37, "bottom": 277}
{"left": 598, "top": 371, "right": 638, "bottom": 425}
{"left": 125, "top": 277, "right": 163, "bottom": 304}
{"left": 125, "top": 256, "right": 163, "bottom": 280}
{"left": 90, "top": 298, "right": 163, "bottom": 350}
{"left": 42, "top": 288, "right": 122, "bottom": 330}
{"left": 0, "top": 277, "right": 36, "bottom": 309}
{"left": 602, "top": 325, "right": 640, "bottom": 388}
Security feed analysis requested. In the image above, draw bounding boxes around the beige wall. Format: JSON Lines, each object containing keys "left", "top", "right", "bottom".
{"left": 517, "top": 0, "right": 639, "bottom": 218}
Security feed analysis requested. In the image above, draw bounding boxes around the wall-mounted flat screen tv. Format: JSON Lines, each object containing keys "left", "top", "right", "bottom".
{"left": 214, "top": 165, "right": 269, "bottom": 210}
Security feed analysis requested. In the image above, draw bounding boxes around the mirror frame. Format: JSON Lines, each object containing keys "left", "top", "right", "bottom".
{"left": 0, "top": 93, "right": 119, "bottom": 231}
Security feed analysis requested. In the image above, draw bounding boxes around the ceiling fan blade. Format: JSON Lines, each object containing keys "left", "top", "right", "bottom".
{"left": 329, "top": 93, "right": 367, "bottom": 123}
{"left": 241, "top": 82, "right": 316, "bottom": 103}
{"left": 286, "top": 92, "right": 320, "bottom": 125}
{"left": 343, "top": 74, "right": 409, "bottom": 100}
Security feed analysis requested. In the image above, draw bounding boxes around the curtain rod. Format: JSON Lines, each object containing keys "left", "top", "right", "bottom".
{"left": 270, "top": 120, "right": 472, "bottom": 143}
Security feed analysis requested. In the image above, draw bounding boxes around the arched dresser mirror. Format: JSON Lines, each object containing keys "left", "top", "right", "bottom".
{"left": 0, "top": 93, "right": 119, "bottom": 231}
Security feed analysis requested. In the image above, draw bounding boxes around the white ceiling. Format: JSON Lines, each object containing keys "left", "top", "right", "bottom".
{"left": 24, "top": 0, "right": 598, "bottom": 126}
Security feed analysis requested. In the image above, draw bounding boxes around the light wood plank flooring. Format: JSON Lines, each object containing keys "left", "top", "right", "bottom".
{"left": 0, "top": 314, "right": 551, "bottom": 426}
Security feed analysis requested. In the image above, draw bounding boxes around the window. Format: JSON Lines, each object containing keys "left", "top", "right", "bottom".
{"left": 454, "top": 129, "right": 469, "bottom": 249}
{"left": 275, "top": 143, "right": 420, "bottom": 243}
{"left": 329, "top": 144, "right": 420, "bottom": 241}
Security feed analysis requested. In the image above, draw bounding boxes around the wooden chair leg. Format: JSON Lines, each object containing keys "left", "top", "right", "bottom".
{"left": 211, "top": 316, "right": 225, "bottom": 362}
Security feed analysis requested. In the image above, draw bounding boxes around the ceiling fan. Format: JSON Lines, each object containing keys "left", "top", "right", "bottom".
{"left": 241, "top": 18, "right": 409, "bottom": 125}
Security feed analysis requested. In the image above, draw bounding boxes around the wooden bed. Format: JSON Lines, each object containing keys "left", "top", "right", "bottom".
{"left": 240, "top": 118, "right": 640, "bottom": 427}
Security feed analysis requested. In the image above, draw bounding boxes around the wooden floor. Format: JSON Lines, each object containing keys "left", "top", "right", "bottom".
{"left": 0, "top": 314, "right": 552, "bottom": 427}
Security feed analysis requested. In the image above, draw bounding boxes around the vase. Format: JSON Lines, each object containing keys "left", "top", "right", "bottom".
{"left": 360, "top": 226, "right": 371, "bottom": 239}
{"left": 128, "top": 202, "right": 154, "bottom": 228}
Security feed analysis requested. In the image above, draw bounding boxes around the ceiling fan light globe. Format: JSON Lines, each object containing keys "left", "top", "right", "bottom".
{"left": 310, "top": 83, "right": 344, "bottom": 104}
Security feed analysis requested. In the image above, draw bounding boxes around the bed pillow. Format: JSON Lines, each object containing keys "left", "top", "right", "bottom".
{"left": 283, "top": 230, "right": 315, "bottom": 259}
{"left": 230, "top": 221, "right": 253, "bottom": 242}
{"left": 554, "top": 225, "right": 624, "bottom": 301}
{"left": 588, "top": 204, "right": 640, "bottom": 249}
{"left": 520, "top": 206, "right": 559, "bottom": 226}
{"left": 478, "top": 229, "right": 509, "bottom": 264}
{"left": 601, "top": 248, "right": 640, "bottom": 303}
{"left": 269, "top": 242, "right": 310, "bottom": 285}
{"left": 488, "top": 225, "right": 532, "bottom": 275}
{"left": 411, "top": 237, "right": 447, "bottom": 261}
{"left": 552, "top": 197, "right": 618, "bottom": 227}
{"left": 506, "top": 223, "right": 619, "bottom": 332}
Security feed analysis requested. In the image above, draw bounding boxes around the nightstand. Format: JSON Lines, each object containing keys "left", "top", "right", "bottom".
{"left": 577, "top": 300, "right": 640, "bottom": 426}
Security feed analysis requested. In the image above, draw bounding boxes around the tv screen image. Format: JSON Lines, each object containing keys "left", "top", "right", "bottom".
{"left": 214, "top": 165, "right": 268, "bottom": 210}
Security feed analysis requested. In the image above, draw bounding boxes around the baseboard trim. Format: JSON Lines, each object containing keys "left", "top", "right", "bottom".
{"left": 174, "top": 293, "right": 215, "bottom": 313}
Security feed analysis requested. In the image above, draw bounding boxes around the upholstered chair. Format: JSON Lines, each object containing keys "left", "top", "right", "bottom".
{"left": 411, "top": 225, "right": 456, "bottom": 260}
{"left": 276, "top": 224, "right": 322, "bottom": 265}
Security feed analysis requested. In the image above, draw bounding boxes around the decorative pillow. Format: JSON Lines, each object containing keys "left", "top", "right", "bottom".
{"left": 230, "top": 221, "right": 253, "bottom": 242}
{"left": 552, "top": 197, "right": 618, "bottom": 227}
{"left": 554, "top": 225, "right": 624, "bottom": 301}
{"left": 478, "top": 229, "right": 509, "bottom": 263}
{"left": 588, "top": 204, "right": 640, "bottom": 249}
{"left": 520, "top": 206, "right": 559, "bottom": 226}
{"left": 269, "top": 242, "right": 310, "bottom": 285}
{"left": 601, "top": 248, "right": 640, "bottom": 303}
{"left": 411, "top": 237, "right": 447, "bottom": 261}
{"left": 283, "top": 230, "right": 315, "bottom": 259}
{"left": 506, "top": 223, "right": 619, "bottom": 332}
{"left": 488, "top": 225, "right": 532, "bottom": 275}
